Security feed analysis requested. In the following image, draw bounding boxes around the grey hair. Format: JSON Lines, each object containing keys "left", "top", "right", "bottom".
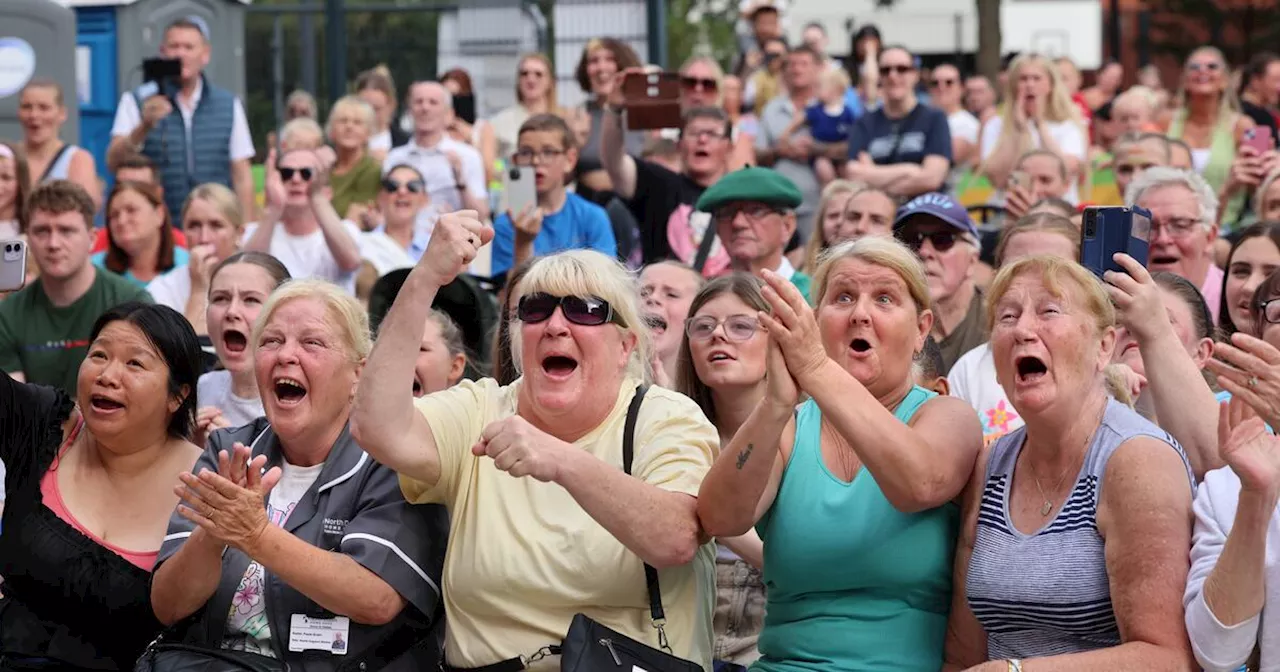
{"left": 1125, "top": 166, "right": 1219, "bottom": 229}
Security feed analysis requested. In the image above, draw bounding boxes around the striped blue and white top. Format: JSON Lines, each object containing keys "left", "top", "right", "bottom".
{"left": 966, "top": 398, "right": 1193, "bottom": 659}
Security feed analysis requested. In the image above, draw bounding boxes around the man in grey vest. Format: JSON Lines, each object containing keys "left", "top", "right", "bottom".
{"left": 107, "top": 16, "right": 255, "bottom": 223}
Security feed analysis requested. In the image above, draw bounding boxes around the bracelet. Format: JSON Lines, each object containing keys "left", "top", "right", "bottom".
{"left": 1007, "top": 660, "right": 1023, "bottom": 672}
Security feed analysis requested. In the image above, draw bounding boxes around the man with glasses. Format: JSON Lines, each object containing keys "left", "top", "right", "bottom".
{"left": 382, "top": 81, "right": 489, "bottom": 221}
{"left": 755, "top": 45, "right": 827, "bottom": 243}
{"left": 894, "top": 192, "right": 983, "bottom": 372}
{"left": 846, "top": 47, "right": 952, "bottom": 200}
{"left": 1128, "top": 167, "right": 1225, "bottom": 323}
{"left": 242, "top": 148, "right": 363, "bottom": 291}
{"left": 930, "top": 63, "right": 979, "bottom": 171}
{"left": 360, "top": 163, "right": 433, "bottom": 269}
{"left": 491, "top": 114, "right": 614, "bottom": 278}
{"left": 696, "top": 166, "right": 811, "bottom": 299}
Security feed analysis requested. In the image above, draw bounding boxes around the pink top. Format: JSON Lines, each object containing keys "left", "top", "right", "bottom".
{"left": 1200, "top": 263, "right": 1224, "bottom": 326}
{"left": 40, "top": 419, "right": 159, "bottom": 571}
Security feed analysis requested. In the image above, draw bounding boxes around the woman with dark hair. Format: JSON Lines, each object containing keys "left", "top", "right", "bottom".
{"left": 95, "top": 181, "right": 188, "bottom": 287}
{"left": 1220, "top": 221, "right": 1280, "bottom": 337}
{"left": 849, "top": 24, "right": 883, "bottom": 107}
{"left": 574, "top": 37, "right": 647, "bottom": 162}
{"left": 0, "top": 302, "right": 203, "bottom": 670}
{"left": 441, "top": 68, "right": 479, "bottom": 146}
{"left": 356, "top": 65, "right": 406, "bottom": 161}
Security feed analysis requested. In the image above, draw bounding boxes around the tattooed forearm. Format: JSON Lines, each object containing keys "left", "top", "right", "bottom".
{"left": 736, "top": 444, "right": 755, "bottom": 470}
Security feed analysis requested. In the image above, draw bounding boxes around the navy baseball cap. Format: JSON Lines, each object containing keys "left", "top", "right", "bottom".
{"left": 893, "top": 192, "right": 978, "bottom": 239}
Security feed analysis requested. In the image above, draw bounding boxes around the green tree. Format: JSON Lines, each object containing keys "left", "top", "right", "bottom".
{"left": 666, "top": 0, "right": 739, "bottom": 72}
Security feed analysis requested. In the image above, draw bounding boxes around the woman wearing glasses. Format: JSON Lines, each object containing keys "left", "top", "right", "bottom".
{"left": 1161, "top": 47, "right": 1253, "bottom": 197}
{"left": 481, "top": 54, "right": 561, "bottom": 187}
{"left": 352, "top": 212, "right": 719, "bottom": 670}
{"left": 698, "top": 236, "right": 983, "bottom": 671}
{"left": 358, "top": 163, "right": 433, "bottom": 275}
{"left": 674, "top": 275, "right": 770, "bottom": 669}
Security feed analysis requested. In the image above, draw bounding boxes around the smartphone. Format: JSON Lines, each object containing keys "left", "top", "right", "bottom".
{"left": 1244, "top": 126, "right": 1274, "bottom": 154}
{"left": 504, "top": 166, "right": 537, "bottom": 218}
{"left": 1079, "top": 206, "right": 1152, "bottom": 278}
{"left": 139, "top": 57, "right": 182, "bottom": 99}
{"left": 0, "top": 239, "right": 27, "bottom": 292}
{"left": 452, "top": 94, "right": 477, "bottom": 126}
{"left": 621, "top": 71, "right": 683, "bottom": 131}
{"left": 1007, "top": 170, "right": 1029, "bottom": 192}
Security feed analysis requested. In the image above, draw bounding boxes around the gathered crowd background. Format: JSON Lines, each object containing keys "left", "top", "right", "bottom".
{"left": 12, "top": 2, "right": 1280, "bottom": 671}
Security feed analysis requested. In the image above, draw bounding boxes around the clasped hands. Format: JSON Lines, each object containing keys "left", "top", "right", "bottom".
{"left": 175, "top": 442, "right": 282, "bottom": 555}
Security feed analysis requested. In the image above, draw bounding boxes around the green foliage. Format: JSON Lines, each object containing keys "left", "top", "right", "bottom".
{"left": 666, "top": 0, "right": 739, "bottom": 72}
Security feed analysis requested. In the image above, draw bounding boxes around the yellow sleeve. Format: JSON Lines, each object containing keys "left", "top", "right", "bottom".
{"left": 631, "top": 388, "right": 719, "bottom": 498}
{"left": 400, "top": 378, "right": 497, "bottom": 505}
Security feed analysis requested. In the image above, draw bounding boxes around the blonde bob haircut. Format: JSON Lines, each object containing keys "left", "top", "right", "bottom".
{"left": 180, "top": 183, "right": 244, "bottom": 232}
{"left": 326, "top": 95, "right": 377, "bottom": 140}
{"left": 253, "top": 279, "right": 373, "bottom": 364}
{"left": 802, "top": 179, "right": 864, "bottom": 272}
{"left": 512, "top": 250, "right": 652, "bottom": 383}
{"left": 812, "top": 236, "right": 931, "bottom": 315}
{"left": 985, "top": 255, "right": 1115, "bottom": 336}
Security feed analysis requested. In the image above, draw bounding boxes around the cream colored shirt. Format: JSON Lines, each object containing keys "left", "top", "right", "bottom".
{"left": 404, "top": 377, "right": 718, "bottom": 671}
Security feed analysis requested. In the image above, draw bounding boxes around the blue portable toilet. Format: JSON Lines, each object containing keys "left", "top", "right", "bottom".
{"left": 0, "top": 0, "right": 79, "bottom": 147}
{"left": 67, "top": 0, "right": 249, "bottom": 178}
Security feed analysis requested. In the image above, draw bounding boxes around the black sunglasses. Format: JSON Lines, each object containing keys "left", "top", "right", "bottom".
{"left": 517, "top": 293, "right": 622, "bottom": 327}
{"left": 278, "top": 166, "right": 313, "bottom": 182}
{"left": 879, "top": 64, "right": 914, "bottom": 76}
{"left": 681, "top": 76, "right": 719, "bottom": 91}
{"left": 382, "top": 178, "right": 425, "bottom": 194}
{"left": 898, "top": 229, "right": 963, "bottom": 252}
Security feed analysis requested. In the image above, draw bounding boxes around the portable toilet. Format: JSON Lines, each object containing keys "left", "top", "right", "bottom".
{"left": 0, "top": 0, "right": 80, "bottom": 147}
{"left": 70, "top": 0, "right": 249, "bottom": 177}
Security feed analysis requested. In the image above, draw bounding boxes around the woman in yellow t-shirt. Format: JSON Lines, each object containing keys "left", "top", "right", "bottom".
{"left": 351, "top": 212, "right": 719, "bottom": 671}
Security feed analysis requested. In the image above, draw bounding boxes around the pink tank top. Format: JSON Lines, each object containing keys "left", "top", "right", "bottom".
{"left": 40, "top": 418, "right": 160, "bottom": 571}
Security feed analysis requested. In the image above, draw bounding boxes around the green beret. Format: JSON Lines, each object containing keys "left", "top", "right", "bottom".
{"left": 695, "top": 167, "right": 803, "bottom": 213}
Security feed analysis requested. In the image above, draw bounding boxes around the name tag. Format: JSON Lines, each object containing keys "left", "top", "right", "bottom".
{"left": 288, "top": 614, "right": 350, "bottom": 655}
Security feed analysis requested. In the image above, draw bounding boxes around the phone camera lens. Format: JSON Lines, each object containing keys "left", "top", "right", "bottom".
{"left": 508, "top": 168, "right": 520, "bottom": 181}
{"left": 4, "top": 244, "right": 11, "bottom": 253}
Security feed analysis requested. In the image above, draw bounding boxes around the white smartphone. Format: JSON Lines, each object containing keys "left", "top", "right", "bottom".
{"left": 504, "top": 165, "right": 537, "bottom": 218}
{"left": 0, "top": 239, "right": 26, "bottom": 293}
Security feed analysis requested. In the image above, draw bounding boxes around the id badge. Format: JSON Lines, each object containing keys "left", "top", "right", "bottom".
{"left": 288, "top": 614, "right": 350, "bottom": 655}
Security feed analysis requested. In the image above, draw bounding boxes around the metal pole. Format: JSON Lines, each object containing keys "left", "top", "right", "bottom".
{"left": 1108, "top": 0, "right": 1121, "bottom": 63}
{"left": 954, "top": 13, "right": 962, "bottom": 67}
{"left": 301, "top": 13, "right": 317, "bottom": 95}
{"left": 647, "top": 0, "right": 667, "bottom": 68}
{"left": 325, "top": 0, "right": 347, "bottom": 103}
{"left": 273, "top": 15, "right": 285, "bottom": 129}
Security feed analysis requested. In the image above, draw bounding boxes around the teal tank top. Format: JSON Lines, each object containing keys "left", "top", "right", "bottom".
{"left": 752, "top": 386, "right": 959, "bottom": 672}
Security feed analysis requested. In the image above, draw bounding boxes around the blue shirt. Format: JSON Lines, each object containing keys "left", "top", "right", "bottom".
{"left": 91, "top": 247, "right": 190, "bottom": 288}
{"left": 847, "top": 102, "right": 952, "bottom": 167}
{"left": 491, "top": 191, "right": 616, "bottom": 275}
{"left": 805, "top": 101, "right": 857, "bottom": 144}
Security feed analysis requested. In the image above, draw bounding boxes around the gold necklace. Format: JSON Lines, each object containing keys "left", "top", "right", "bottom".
{"left": 1028, "top": 459, "right": 1074, "bottom": 516}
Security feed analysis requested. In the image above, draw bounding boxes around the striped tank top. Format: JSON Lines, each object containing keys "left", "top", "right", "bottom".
{"left": 965, "top": 398, "right": 1193, "bottom": 658}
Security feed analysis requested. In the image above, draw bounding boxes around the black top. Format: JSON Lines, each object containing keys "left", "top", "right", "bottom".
{"left": 626, "top": 159, "right": 708, "bottom": 265}
{"left": 0, "top": 372, "right": 164, "bottom": 670}
{"left": 1241, "top": 100, "right": 1280, "bottom": 149}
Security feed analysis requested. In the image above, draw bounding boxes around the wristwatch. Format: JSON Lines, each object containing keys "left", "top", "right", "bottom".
{"left": 1008, "top": 660, "right": 1023, "bottom": 672}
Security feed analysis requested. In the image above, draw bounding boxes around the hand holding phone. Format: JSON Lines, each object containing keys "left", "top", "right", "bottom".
{"left": 504, "top": 166, "right": 537, "bottom": 219}
{"left": 1079, "top": 206, "right": 1152, "bottom": 278}
{"left": 1244, "top": 126, "right": 1274, "bottom": 155}
{"left": 0, "top": 239, "right": 28, "bottom": 293}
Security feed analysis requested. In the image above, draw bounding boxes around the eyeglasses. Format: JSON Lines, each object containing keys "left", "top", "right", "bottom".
{"left": 1259, "top": 297, "right": 1280, "bottom": 325}
{"left": 519, "top": 69, "right": 546, "bottom": 79}
{"left": 686, "top": 314, "right": 760, "bottom": 342}
{"left": 382, "top": 178, "right": 425, "bottom": 194}
{"left": 898, "top": 229, "right": 964, "bottom": 252}
{"left": 930, "top": 78, "right": 957, "bottom": 88}
{"left": 517, "top": 293, "right": 622, "bottom": 327}
{"left": 1151, "top": 217, "right": 1203, "bottom": 237}
{"left": 1188, "top": 62, "right": 1223, "bottom": 72}
{"left": 879, "top": 64, "right": 914, "bottom": 76}
{"left": 682, "top": 129, "right": 728, "bottom": 143}
{"left": 513, "top": 148, "right": 565, "bottom": 165}
{"left": 681, "top": 76, "right": 719, "bottom": 92}
{"left": 713, "top": 203, "right": 782, "bottom": 226}
{"left": 278, "top": 167, "right": 313, "bottom": 181}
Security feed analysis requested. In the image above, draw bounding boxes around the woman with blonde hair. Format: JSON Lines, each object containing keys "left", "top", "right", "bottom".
{"left": 979, "top": 53, "right": 1088, "bottom": 204}
{"left": 481, "top": 53, "right": 561, "bottom": 185}
{"left": 326, "top": 95, "right": 382, "bottom": 220}
{"left": 148, "top": 183, "right": 246, "bottom": 335}
{"left": 353, "top": 213, "right": 718, "bottom": 669}
{"left": 800, "top": 183, "right": 897, "bottom": 272}
{"left": 1162, "top": 46, "right": 1253, "bottom": 205}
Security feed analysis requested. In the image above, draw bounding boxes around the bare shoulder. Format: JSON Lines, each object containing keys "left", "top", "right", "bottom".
{"left": 1102, "top": 435, "right": 1193, "bottom": 510}
{"left": 914, "top": 395, "right": 984, "bottom": 435}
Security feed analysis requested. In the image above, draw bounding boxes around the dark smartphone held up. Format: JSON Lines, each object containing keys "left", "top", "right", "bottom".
{"left": 139, "top": 57, "right": 182, "bottom": 100}
{"left": 621, "top": 70, "right": 682, "bottom": 131}
{"left": 1079, "top": 206, "right": 1152, "bottom": 278}
{"left": 453, "top": 94, "right": 477, "bottom": 126}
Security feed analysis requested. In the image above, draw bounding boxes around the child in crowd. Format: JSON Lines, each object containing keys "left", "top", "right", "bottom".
{"left": 782, "top": 67, "right": 856, "bottom": 185}
{"left": 916, "top": 337, "right": 950, "bottom": 397}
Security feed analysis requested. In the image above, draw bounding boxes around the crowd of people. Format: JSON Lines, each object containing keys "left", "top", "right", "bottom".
{"left": 10, "top": 2, "right": 1280, "bottom": 671}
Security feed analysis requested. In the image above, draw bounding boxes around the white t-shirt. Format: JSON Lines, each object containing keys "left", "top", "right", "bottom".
{"left": 947, "top": 342, "right": 1024, "bottom": 445}
{"left": 382, "top": 136, "right": 487, "bottom": 213}
{"left": 0, "top": 220, "right": 19, "bottom": 239}
{"left": 222, "top": 460, "right": 325, "bottom": 657}
{"left": 948, "top": 109, "right": 981, "bottom": 145}
{"left": 197, "top": 370, "right": 265, "bottom": 429}
{"left": 148, "top": 269, "right": 195, "bottom": 316}
{"left": 979, "top": 115, "right": 1087, "bottom": 204}
{"left": 241, "top": 220, "right": 363, "bottom": 293}
{"left": 110, "top": 78, "right": 255, "bottom": 163}
{"left": 358, "top": 231, "right": 416, "bottom": 277}
{"left": 369, "top": 130, "right": 393, "bottom": 153}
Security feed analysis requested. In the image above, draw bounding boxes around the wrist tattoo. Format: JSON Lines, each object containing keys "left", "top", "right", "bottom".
{"left": 736, "top": 443, "right": 755, "bottom": 470}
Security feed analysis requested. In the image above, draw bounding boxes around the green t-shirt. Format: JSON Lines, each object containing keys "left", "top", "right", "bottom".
{"left": 0, "top": 269, "right": 152, "bottom": 393}
{"left": 329, "top": 155, "right": 383, "bottom": 222}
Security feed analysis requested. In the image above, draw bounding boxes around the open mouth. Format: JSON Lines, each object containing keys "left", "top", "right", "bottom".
{"left": 693, "top": 149, "right": 710, "bottom": 160}
{"left": 850, "top": 338, "right": 872, "bottom": 354}
{"left": 708, "top": 350, "right": 736, "bottom": 363}
{"left": 412, "top": 375, "right": 424, "bottom": 397}
{"left": 541, "top": 355, "right": 579, "bottom": 378}
{"left": 1150, "top": 255, "right": 1179, "bottom": 266}
{"left": 1016, "top": 356, "right": 1049, "bottom": 383}
{"left": 89, "top": 394, "right": 125, "bottom": 412}
{"left": 273, "top": 377, "right": 308, "bottom": 404}
{"left": 643, "top": 313, "right": 668, "bottom": 335}
{"left": 223, "top": 329, "right": 248, "bottom": 354}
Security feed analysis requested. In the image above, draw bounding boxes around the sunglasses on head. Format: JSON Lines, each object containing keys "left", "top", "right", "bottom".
{"left": 381, "top": 178, "right": 425, "bottom": 194}
{"left": 898, "top": 229, "right": 964, "bottom": 252}
{"left": 278, "top": 166, "right": 313, "bottom": 181}
{"left": 517, "top": 293, "right": 622, "bottom": 327}
{"left": 880, "top": 64, "right": 914, "bottom": 76}
{"left": 681, "top": 76, "right": 719, "bottom": 92}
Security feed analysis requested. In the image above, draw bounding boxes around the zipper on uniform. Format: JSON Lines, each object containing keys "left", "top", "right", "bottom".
{"left": 599, "top": 638, "right": 622, "bottom": 665}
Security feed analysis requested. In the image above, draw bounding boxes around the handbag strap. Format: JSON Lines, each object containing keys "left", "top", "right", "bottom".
{"left": 621, "top": 385, "right": 671, "bottom": 651}
{"left": 692, "top": 212, "right": 717, "bottom": 274}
